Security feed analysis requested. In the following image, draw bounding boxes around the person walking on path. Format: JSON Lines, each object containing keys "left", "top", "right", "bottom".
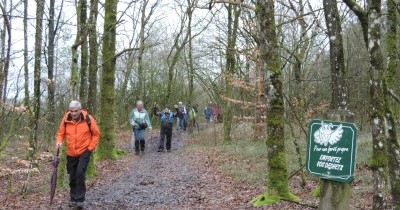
{"left": 212, "top": 104, "right": 221, "bottom": 123}
{"left": 204, "top": 102, "right": 213, "bottom": 123}
{"left": 175, "top": 101, "right": 188, "bottom": 131}
{"left": 55, "top": 100, "right": 100, "bottom": 207}
{"left": 153, "top": 104, "right": 176, "bottom": 152}
{"left": 189, "top": 104, "right": 199, "bottom": 132}
{"left": 129, "top": 100, "right": 152, "bottom": 155}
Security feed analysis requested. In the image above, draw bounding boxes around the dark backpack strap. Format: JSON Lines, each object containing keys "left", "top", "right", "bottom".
{"left": 64, "top": 114, "right": 93, "bottom": 136}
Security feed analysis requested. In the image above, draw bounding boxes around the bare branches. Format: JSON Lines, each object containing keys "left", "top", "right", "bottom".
{"left": 199, "top": 0, "right": 255, "bottom": 11}
{"left": 0, "top": 2, "right": 12, "bottom": 102}
{"left": 114, "top": 47, "right": 140, "bottom": 59}
{"left": 388, "top": 89, "right": 400, "bottom": 104}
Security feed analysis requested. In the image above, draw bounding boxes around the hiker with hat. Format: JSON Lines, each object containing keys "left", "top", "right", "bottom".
{"left": 153, "top": 103, "right": 176, "bottom": 152}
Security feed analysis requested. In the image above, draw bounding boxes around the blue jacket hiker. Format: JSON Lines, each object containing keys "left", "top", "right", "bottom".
{"left": 129, "top": 100, "right": 152, "bottom": 155}
{"left": 204, "top": 102, "right": 213, "bottom": 123}
{"left": 153, "top": 104, "right": 175, "bottom": 152}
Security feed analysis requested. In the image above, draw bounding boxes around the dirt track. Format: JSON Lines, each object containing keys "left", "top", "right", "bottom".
{"left": 55, "top": 130, "right": 256, "bottom": 210}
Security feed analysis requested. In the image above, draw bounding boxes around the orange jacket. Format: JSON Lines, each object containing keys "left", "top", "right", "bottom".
{"left": 56, "top": 110, "right": 100, "bottom": 157}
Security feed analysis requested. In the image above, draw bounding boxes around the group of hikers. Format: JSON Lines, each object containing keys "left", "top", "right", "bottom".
{"left": 54, "top": 99, "right": 220, "bottom": 207}
{"left": 128, "top": 100, "right": 200, "bottom": 155}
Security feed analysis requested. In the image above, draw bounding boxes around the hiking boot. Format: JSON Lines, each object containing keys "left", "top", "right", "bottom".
{"left": 166, "top": 149, "right": 171, "bottom": 153}
{"left": 135, "top": 151, "right": 140, "bottom": 155}
{"left": 157, "top": 148, "right": 164, "bottom": 152}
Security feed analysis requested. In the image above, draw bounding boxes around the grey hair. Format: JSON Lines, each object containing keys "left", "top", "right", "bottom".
{"left": 136, "top": 100, "right": 143, "bottom": 106}
{"left": 69, "top": 100, "right": 82, "bottom": 109}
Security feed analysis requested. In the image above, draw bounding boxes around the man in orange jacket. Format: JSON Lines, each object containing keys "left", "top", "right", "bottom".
{"left": 55, "top": 100, "right": 100, "bottom": 206}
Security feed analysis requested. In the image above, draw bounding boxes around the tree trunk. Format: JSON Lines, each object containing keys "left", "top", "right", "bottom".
{"left": 252, "top": 0, "right": 299, "bottom": 206}
{"left": 29, "top": 0, "right": 44, "bottom": 164}
{"left": 97, "top": 0, "right": 118, "bottom": 160}
{"left": 165, "top": 4, "right": 191, "bottom": 105}
{"left": 79, "top": 0, "right": 88, "bottom": 105}
{"left": 187, "top": 0, "right": 194, "bottom": 103}
{"left": 384, "top": 0, "right": 400, "bottom": 208}
{"left": 368, "top": 1, "right": 388, "bottom": 209}
{"left": 47, "top": 0, "right": 56, "bottom": 146}
{"left": 137, "top": 0, "right": 148, "bottom": 101}
{"left": 23, "top": 0, "right": 28, "bottom": 107}
{"left": 343, "top": 1, "right": 388, "bottom": 209}
{"left": 87, "top": 0, "right": 99, "bottom": 115}
{"left": 0, "top": 0, "right": 10, "bottom": 103}
{"left": 323, "top": 0, "right": 347, "bottom": 110}
{"left": 222, "top": 3, "right": 240, "bottom": 144}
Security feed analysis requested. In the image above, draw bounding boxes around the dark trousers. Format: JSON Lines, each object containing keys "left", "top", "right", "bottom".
{"left": 159, "top": 126, "right": 172, "bottom": 150}
{"left": 67, "top": 149, "right": 91, "bottom": 202}
{"left": 134, "top": 139, "right": 145, "bottom": 152}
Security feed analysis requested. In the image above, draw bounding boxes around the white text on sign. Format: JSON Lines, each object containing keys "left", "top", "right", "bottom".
{"left": 316, "top": 155, "right": 344, "bottom": 171}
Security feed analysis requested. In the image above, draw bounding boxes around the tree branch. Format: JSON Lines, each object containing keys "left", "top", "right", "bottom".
{"left": 199, "top": 0, "right": 255, "bottom": 11}
{"left": 388, "top": 88, "right": 400, "bottom": 104}
{"left": 114, "top": 48, "right": 140, "bottom": 59}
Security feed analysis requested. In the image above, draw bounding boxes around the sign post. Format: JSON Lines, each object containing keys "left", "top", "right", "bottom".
{"left": 306, "top": 110, "right": 357, "bottom": 210}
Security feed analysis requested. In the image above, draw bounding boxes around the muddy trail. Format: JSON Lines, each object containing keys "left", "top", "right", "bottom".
{"left": 56, "top": 129, "right": 259, "bottom": 210}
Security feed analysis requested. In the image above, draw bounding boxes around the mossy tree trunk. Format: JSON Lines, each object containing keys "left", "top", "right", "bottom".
{"left": 87, "top": 0, "right": 99, "bottom": 115}
{"left": 252, "top": 0, "right": 299, "bottom": 206}
{"left": 222, "top": 3, "right": 240, "bottom": 144}
{"left": 79, "top": 0, "right": 89, "bottom": 105}
{"left": 366, "top": 2, "right": 388, "bottom": 209}
{"left": 384, "top": 0, "right": 400, "bottom": 208}
{"left": 97, "top": 0, "right": 118, "bottom": 160}
{"left": 343, "top": 1, "right": 388, "bottom": 209}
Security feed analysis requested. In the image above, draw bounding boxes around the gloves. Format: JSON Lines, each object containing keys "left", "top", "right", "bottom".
{"left": 56, "top": 142, "right": 62, "bottom": 149}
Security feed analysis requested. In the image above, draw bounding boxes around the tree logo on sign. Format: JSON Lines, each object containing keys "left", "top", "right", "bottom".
{"left": 313, "top": 121, "right": 344, "bottom": 146}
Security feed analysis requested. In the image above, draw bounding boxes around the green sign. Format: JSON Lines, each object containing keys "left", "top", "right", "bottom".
{"left": 306, "top": 119, "right": 357, "bottom": 183}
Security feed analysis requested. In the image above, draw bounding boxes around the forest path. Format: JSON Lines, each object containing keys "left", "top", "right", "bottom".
{"left": 57, "top": 128, "right": 258, "bottom": 210}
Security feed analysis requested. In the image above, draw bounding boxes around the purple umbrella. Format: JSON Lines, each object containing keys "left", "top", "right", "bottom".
{"left": 50, "top": 146, "right": 60, "bottom": 206}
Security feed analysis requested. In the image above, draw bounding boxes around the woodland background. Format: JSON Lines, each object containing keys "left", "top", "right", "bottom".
{"left": 0, "top": 0, "right": 399, "bottom": 209}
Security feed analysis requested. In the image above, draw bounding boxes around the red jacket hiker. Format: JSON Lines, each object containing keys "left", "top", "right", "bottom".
{"left": 56, "top": 110, "right": 100, "bottom": 157}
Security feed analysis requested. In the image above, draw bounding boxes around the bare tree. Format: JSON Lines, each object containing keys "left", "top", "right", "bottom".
{"left": 343, "top": 0, "right": 388, "bottom": 209}
{"left": 87, "top": 0, "right": 99, "bottom": 114}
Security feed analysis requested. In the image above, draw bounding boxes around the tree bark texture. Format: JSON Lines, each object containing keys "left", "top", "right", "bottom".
{"left": 222, "top": 3, "right": 240, "bottom": 143}
{"left": 323, "top": 0, "right": 347, "bottom": 110}
{"left": 252, "top": 0, "right": 299, "bottom": 206}
{"left": 97, "top": 0, "right": 118, "bottom": 160}
{"left": 79, "top": 0, "right": 89, "bottom": 105}
{"left": 87, "top": 0, "right": 99, "bottom": 115}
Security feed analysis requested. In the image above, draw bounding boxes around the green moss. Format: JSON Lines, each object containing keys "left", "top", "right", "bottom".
{"left": 369, "top": 145, "right": 387, "bottom": 170}
{"left": 251, "top": 192, "right": 300, "bottom": 207}
{"left": 85, "top": 153, "right": 97, "bottom": 179}
{"left": 57, "top": 144, "right": 67, "bottom": 187}
{"left": 312, "top": 181, "right": 321, "bottom": 198}
{"left": 251, "top": 193, "right": 280, "bottom": 206}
